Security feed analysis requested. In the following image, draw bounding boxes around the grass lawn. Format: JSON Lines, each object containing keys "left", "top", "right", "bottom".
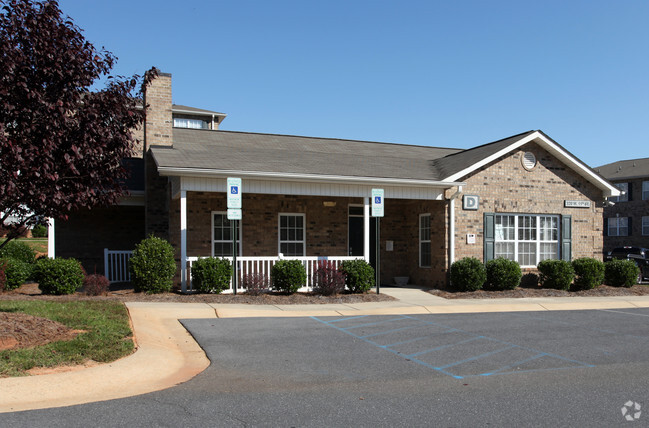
{"left": 0, "top": 237, "right": 49, "bottom": 254}
{"left": 0, "top": 301, "right": 134, "bottom": 377}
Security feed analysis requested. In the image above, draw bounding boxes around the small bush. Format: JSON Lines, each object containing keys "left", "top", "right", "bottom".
{"left": 271, "top": 259, "right": 306, "bottom": 293}
{"left": 191, "top": 257, "right": 232, "bottom": 294}
{"left": 520, "top": 272, "right": 539, "bottom": 288}
{"left": 84, "top": 274, "right": 110, "bottom": 296}
{"left": 312, "top": 261, "right": 346, "bottom": 296}
{"left": 130, "top": 235, "right": 177, "bottom": 293}
{"left": 572, "top": 258, "right": 605, "bottom": 290}
{"left": 242, "top": 273, "right": 269, "bottom": 296}
{"left": 31, "top": 224, "right": 47, "bottom": 238}
{"left": 485, "top": 258, "right": 521, "bottom": 290}
{"left": 0, "top": 240, "right": 36, "bottom": 264}
{"left": 605, "top": 259, "right": 640, "bottom": 288}
{"left": 450, "top": 257, "right": 486, "bottom": 291}
{"left": 537, "top": 259, "right": 574, "bottom": 290}
{"left": 339, "top": 259, "right": 375, "bottom": 293}
{"left": 2, "top": 257, "right": 32, "bottom": 290}
{"left": 34, "top": 257, "right": 84, "bottom": 295}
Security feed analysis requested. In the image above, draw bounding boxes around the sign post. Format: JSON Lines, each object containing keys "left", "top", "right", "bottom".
{"left": 227, "top": 178, "right": 242, "bottom": 294}
{"left": 371, "top": 189, "right": 384, "bottom": 294}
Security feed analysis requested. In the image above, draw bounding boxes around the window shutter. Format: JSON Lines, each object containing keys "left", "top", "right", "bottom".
{"left": 561, "top": 215, "right": 572, "bottom": 261}
{"left": 628, "top": 217, "right": 632, "bottom": 236}
{"left": 484, "top": 213, "right": 495, "bottom": 262}
{"left": 603, "top": 218, "right": 608, "bottom": 237}
{"left": 628, "top": 183, "right": 633, "bottom": 201}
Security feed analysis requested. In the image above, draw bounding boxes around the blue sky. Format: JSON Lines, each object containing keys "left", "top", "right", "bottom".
{"left": 58, "top": 0, "right": 647, "bottom": 168}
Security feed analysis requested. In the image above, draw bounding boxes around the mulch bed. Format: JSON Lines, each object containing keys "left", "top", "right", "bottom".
{"left": 427, "top": 284, "right": 649, "bottom": 299}
{"left": 0, "top": 312, "right": 80, "bottom": 351}
{"left": 1, "top": 283, "right": 395, "bottom": 304}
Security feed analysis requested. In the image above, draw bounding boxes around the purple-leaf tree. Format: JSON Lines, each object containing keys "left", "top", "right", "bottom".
{"left": 0, "top": 0, "right": 155, "bottom": 248}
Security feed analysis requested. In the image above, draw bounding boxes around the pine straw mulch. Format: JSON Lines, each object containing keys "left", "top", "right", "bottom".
{"left": 0, "top": 312, "right": 81, "bottom": 352}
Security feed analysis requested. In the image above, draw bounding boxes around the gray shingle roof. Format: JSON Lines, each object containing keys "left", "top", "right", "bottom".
{"left": 596, "top": 158, "right": 649, "bottom": 181}
{"left": 152, "top": 129, "right": 463, "bottom": 181}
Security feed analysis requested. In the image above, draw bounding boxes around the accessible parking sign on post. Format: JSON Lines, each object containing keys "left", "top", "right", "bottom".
{"left": 227, "top": 177, "right": 242, "bottom": 294}
{"left": 371, "top": 189, "right": 384, "bottom": 294}
{"left": 227, "top": 177, "right": 242, "bottom": 210}
{"left": 372, "top": 188, "right": 384, "bottom": 217}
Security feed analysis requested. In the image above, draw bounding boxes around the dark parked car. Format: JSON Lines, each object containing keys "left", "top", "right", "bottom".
{"left": 605, "top": 247, "right": 649, "bottom": 282}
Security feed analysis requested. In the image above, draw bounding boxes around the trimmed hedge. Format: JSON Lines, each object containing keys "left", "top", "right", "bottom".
{"left": 537, "top": 259, "right": 574, "bottom": 291}
{"left": 605, "top": 259, "right": 640, "bottom": 288}
{"left": 450, "top": 257, "right": 486, "bottom": 292}
{"left": 130, "top": 235, "right": 177, "bottom": 293}
{"left": 0, "top": 240, "right": 36, "bottom": 264}
{"left": 271, "top": 259, "right": 307, "bottom": 293}
{"left": 572, "top": 258, "right": 605, "bottom": 290}
{"left": 339, "top": 259, "right": 375, "bottom": 293}
{"left": 485, "top": 258, "right": 521, "bottom": 290}
{"left": 191, "top": 257, "right": 232, "bottom": 294}
{"left": 33, "top": 257, "right": 84, "bottom": 295}
{"left": 1, "top": 257, "right": 32, "bottom": 290}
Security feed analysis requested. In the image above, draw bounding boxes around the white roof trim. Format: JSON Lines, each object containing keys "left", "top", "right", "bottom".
{"left": 157, "top": 166, "right": 464, "bottom": 189}
{"left": 443, "top": 131, "right": 620, "bottom": 198}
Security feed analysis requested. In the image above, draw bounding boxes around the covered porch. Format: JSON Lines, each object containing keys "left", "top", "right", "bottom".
{"left": 165, "top": 174, "right": 463, "bottom": 293}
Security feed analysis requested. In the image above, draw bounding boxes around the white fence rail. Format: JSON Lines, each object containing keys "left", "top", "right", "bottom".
{"left": 186, "top": 255, "right": 362, "bottom": 293}
{"left": 104, "top": 249, "right": 133, "bottom": 283}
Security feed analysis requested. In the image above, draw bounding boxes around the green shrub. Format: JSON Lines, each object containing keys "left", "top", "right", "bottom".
{"left": 31, "top": 224, "right": 47, "bottom": 238}
{"left": 339, "top": 259, "right": 375, "bottom": 293}
{"left": 0, "top": 240, "right": 36, "bottom": 264}
{"left": 191, "top": 257, "right": 232, "bottom": 294}
{"left": 450, "top": 257, "right": 486, "bottom": 291}
{"left": 537, "top": 259, "right": 574, "bottom": 290}
{"left": 33, "top": 257, "right": 84, "bottom": 295}
{"left": 271, "top": 259, "right": 306, "bottom": 293}
{"left": 2, "top": 257, "right": 32, "bottom": 290}
{"left": 571, "top": 258, "right": 605, "bottom": 290}
{"left": 605, "top": 259, "right": 640, "bottom": 288}
{"left": 129, "top": 235, "right": 177, "bottom": 293}
{"left": 312, "top": 261, "right": 346, "bottom": 295}
{"left": 0, "top": 259, "right": 6, "bottom": 291}
{"left": 485, "top": 258, "right": 521, "bottom": 290}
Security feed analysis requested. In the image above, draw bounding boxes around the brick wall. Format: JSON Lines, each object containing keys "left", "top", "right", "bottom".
{"left": 451, "top": 143, "right": 605, "bottom": 266}
{"left": 603, "top": 177, "right": 649, "bottom": 250}
{"left": 145, "top": 150, "right": 170, "bottom": 239}
{"left": 55, "top": 206, "right": 145, "bottom": 274}
{"left": 143, "top": 73, "right": 172, "bottom": 150}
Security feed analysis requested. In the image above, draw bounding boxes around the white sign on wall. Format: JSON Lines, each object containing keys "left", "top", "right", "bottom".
{"left": 463, "top": 195, "right": 479, "bottom": 210}
{"left": 564, "top": 200, "right": 591, "bottom": 208}
{"left": 372, "top": 189, "right": 384, "bottom": 217}
{"left": 227, "top": 177, "right": 242, "bottom": 209}
{"left": 227, "top": 208, "right": 242, "bottom": 220}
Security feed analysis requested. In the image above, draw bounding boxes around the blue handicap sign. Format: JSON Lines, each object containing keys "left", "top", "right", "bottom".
{"left": 375, "top": 196, "right": 381, "bottom": 204}
{"left": 231, "top": 186, "right": 239, "bottom": 195}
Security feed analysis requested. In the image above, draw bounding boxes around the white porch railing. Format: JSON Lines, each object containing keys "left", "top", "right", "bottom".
{"left": 186, "top": 255, "right": 362, "bottom": 293}
{"left": 104, "top": 249, "right": 133, "bottom": 283}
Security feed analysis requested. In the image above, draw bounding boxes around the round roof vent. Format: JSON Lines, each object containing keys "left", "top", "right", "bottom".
{"left": 522, "top": 151, "right": 537, "bottom": 170}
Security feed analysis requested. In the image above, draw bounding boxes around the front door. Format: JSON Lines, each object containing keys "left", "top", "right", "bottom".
{"left": 348, "top": 206, "right": 377, "bottom": 270}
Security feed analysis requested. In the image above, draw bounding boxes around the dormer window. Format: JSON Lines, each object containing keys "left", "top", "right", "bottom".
{"left": 173, "top": 118, "right": 208, "bottom": 129}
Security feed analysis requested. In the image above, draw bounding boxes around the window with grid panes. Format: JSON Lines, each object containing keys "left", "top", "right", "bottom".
{"left": 279, "top": 214, "right": 305, "bottom": 256}
{"left": 212, "top": 212, "right": 240, "bottom": 257}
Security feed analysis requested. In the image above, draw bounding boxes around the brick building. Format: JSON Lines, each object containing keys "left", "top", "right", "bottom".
{"left": 55, "top": 72, "right": 620, "bottom": 290}
{"left": 596, "top": 158, "right": 649, "bottom": 252}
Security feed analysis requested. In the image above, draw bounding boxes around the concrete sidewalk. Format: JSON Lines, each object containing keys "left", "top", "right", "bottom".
{"left": 2, "top": 287, "right": 649, "bottom": 413}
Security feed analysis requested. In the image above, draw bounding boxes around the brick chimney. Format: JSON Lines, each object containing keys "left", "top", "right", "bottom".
{"left": 143, "top": 72, "right": 173, "bottom": 150}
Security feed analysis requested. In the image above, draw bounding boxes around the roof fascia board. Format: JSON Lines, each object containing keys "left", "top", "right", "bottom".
{"left": 172, "top": 108, "right": 227, "bottom": 118}
{"left": 157, "top": 166, "right": 464, "bottom": 189}
{"left": 443, "top": 131, "right": 620, "bottom": 197}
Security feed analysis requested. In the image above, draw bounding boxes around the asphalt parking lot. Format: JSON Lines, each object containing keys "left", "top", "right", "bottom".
{"left": 4, "top": 309, "right": 649, "bottom": 426}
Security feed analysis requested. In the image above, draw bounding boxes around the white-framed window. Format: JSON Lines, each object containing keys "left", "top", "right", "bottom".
{"left": 212, "top": 212, "right": 241, "bottom": 257}
{"left": 173, "top": 117, "right": 208, "bottom": 129}
{"left": 643, "top": 181, "right": 649, "bottom": 201}
{"left": 642, "top": 216, "right": 649, "bottom": 236}
{"left": 494, "top": 214, "right": 559, "bottom": 266}
{"left": 278, "top": 213, "right": 305, "bottom": 256}
{"left": 611, "top": 182, "right": 628, "bottom": 202}
{"left": 419, "top": 214, "right": 431, "bottom": 268}
{"left": 607, "top": 217, "right": 629, "bottom": 237}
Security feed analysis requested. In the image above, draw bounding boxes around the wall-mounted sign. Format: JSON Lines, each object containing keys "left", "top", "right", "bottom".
{"left": 372, "top": 189, "right": 384, "bottom": 217}
{"left": 227, "top": 177, "right": 242, "bottom": 209}
{"left": 564, "top": 200, "right": 591, "bottom": 208}
{"left": 467, "top": 233, "right": 476, "bottom": 244}
{"left": 463, "top": 195, "right": 479, "bottom": 210}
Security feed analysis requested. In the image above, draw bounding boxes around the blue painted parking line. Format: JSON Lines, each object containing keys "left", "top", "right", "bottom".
{"left": 312, "top": 315, "right": 594, "bottom": 379}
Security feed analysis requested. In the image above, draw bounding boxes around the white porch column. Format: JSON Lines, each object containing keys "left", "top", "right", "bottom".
{"left": 47, "top": 218, "right": 55, "bottom": 258}
{"left": 363, "top": 197, "right": 370, "bottom": 262}
{"left": 449, "top": 198, "right": 455, "bottom": 265}
{"left": 180, "top": 190, "right": 188, "bottom": 293}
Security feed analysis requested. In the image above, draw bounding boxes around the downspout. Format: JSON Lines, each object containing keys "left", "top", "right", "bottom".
{"left": 447, "top": 185, "right": 463, "bottom": 268}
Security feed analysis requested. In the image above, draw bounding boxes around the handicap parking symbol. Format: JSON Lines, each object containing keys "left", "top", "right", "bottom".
{"left": 375, "top": 196, "right": 381, "bottom": 204}
{"left": 231, "top": 186, "right": 239, "bottom": 195}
